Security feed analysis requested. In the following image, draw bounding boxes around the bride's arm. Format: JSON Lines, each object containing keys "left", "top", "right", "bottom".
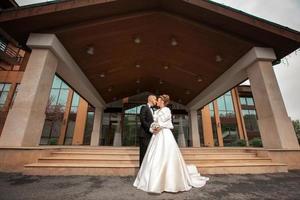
{"left": 158, "top": 108, "right": 174, "bottom": 129}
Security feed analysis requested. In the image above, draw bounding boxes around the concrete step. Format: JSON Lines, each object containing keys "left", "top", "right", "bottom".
{"left": 198, "top": 163, "right": 288, "bottom": 174}
{"left": 56, "top": 148, "right": 255, "bottom": 153}
{"left": 185, "top": 158, "right": 272, "bottom": 164}
{"left": 183, "top": 154, "right": 257, "bottom": 159}
{"left": 37, "top": 156, "right": 272, "bottom": 165}
{"left": 57, "top": 147, "right": 257, "bottom": 153}
{"left": 51, "top": 151, "right": 258, "bottom": 156}
{"left": 23, "top": 162, "right": 288, "bottom": 176}
{"left": 23, "top": 148, "right": 288, "bottom": 176}
{"left": 50, "top": 153, "right": 258, "bottom": 159}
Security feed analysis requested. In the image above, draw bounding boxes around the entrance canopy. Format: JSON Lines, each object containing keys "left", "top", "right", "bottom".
{"left": 0, "top": 0, "right": 299, "bottom": 105}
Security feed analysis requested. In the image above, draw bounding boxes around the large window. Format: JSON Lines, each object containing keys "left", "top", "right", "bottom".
{"left": 125, "top": 105, "right": 143, "bottom": 114}
{"left": 173, "top": 114, "right": 190, "bottom": 147}
{"left": 240, "top": 96, "right": 260, "bottom": 140}
{"left": 10, "top": 83, "right": 19, "bottom": 107}
{"left": 217, "top": 92, "right": 239, "bottom": 146}
{"left": 240, "top": 97, "right": 254, "bottom": 106}
{"left": 122, "top": 104, "right": 143, "bottom": 146}
{"left": 41, "top": 75, "right": 93, "bottom": 145}
{"left": 83, "top": 106, "right": 95, "bottom": 145}
{"left": 40, "top": 76, "right": 69, "bottom": 145}
{"left": 0, "top": 83, "right": 11, "bottom": 110}
{"left": 64, "top": 92, "right": 80, "bottom": 145}
{"left": 101, "top": 112, "right": 118, "bottom": 146}
{"left": 16, "top": 0, "right": 59, "bottom": 6}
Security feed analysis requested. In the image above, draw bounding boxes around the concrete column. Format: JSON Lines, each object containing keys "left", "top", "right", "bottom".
{"left": 177, "top": 116, "right": 187, "bottom": 147}
{"left": 90, "top": 107, "right": 104, "bottom": 146}
{"left": 189, "top": 110, "right": 201, "bottom": 147}
{"left": 0, "top": 49, "right": 58, "bottom": 147}
{"left": 113, "top": 114, "right": 122, "bottom": 146}
{"left": 247, "top": 60, "right": 299, "bottom": 149}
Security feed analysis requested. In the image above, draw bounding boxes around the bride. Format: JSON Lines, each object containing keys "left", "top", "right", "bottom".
{"left": 133, "top": 94, "right": 209, "bottom": 193}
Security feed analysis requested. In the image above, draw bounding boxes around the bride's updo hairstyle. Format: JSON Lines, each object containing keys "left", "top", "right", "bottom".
{"left": 159, "top": 94, "right": 170, "bottom": 106}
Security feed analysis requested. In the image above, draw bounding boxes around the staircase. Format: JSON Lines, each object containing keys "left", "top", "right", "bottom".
{"left": 23, "top": 147, "right": 288, "bottom": 176}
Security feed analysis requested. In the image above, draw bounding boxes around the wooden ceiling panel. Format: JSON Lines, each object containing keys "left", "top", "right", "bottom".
{"left": 1, "top": 0, "right": 298, "bottom": 105}
{"left": 54, "top": 11, "right": 253, "bottom": 104}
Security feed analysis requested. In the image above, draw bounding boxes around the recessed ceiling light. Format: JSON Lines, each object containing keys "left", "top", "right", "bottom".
{"left": 197, "top": 77, "right": 202, "bottom": 82}
{"left": 171, "top": 37, "right": 178, "bottom": 46}
{"left": 136, "top": 79, "right": 140, "bottom": 84}
{"left": 216, "top": 55, "right": 223, "bottom": 62}
{"left": 99, "top": 73, "right": 105, "bottom": 78}
{"left": 86, "top": 46, "right": 94, "bottom": 55}
{"left": 108, "top": 87, "right": 112, "bottom": 92}
{"left": 159, "top": 79, "right": 164, "bottom": 84}
{"left": 164, "top": 65, "right": 169, "bottom": 70}
{"left": 134, "top": 36, "right": 141, "bottom": 44}
{"left": 135, "top": 64, "right": 141, "bottom": 68}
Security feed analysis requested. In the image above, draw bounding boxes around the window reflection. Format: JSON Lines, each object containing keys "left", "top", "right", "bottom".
{"left": 0, "top": 83, "right": 11, "bottom": 110}
{"left": 64, "top": 92, "right": 80, "bottom": 145}
{"left": 173, "top": 114, "right": 190, "bottom": 147}
{"left": 10, "top": 83, "right": 20, "bottom": 107}
{"left": 240, "top": 96, "right": 260, "bottom": 140}
{"left": 40, "top": 75, "right": 93, "bottom": 145}
{"left": 217, "top": 91, "right": 239, "bottom": 146}
{"left": 40, "top": 75, "right": 69, "bottom": 145}
{"left": 101, "top": 112, "right": 118, "bottom": 146}
{"left": 83, "top": 108, "right": 95, "bottom": 145}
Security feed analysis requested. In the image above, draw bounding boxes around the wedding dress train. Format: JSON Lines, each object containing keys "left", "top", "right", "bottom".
{"left": 133, "top": 107, "right": 209, "bottom": 193}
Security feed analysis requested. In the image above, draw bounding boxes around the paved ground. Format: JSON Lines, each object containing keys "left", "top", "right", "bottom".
{"left": 0, "top": 171, "right": 299, "bottom": 200}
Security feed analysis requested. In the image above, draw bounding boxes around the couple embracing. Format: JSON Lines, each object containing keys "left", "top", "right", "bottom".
{"left": 133, "top": 94, "right": 209, "bottom": 194}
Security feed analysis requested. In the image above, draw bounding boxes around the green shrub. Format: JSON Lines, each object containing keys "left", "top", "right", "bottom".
{"left": 49, "top": 138, "right": 57, "bottom": 145}
{"left": 233, "top": 139, "right": 247, "bottom": 147}
{"left": 249, "top": 137, "right": 263, "bottom": 147}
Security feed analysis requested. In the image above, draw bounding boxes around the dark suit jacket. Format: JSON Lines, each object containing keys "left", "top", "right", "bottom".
{"left": 139, "top": 105, "right": 154, "bottom": 138}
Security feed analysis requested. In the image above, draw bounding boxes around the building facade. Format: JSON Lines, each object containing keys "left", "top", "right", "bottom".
{"left": 0, "top": 0, "right": 299, "bottom": 174}
{"left": 0, "top": 65, "right": 267, "bottom": 148}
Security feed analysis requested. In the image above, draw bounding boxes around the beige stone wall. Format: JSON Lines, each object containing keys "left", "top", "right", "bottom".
{"left": 250, "top": 149, "right": 300, "bottom": 170}
{"left": 267, "top": 150, "right": 300, "bottom": 170}
{"left": 0, "top": 148, "right": 54, "bottom": 171}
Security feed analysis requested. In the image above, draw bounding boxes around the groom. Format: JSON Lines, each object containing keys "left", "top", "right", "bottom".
{"left": 139, "top": 95, "right": 157, "bottom": 167}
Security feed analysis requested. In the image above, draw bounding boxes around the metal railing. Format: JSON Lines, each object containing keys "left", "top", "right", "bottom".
{"left": 0, "top": 39, "right": 23, "bottom": 65}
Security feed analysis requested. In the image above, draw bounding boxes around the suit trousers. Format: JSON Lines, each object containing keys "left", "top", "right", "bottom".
{"left": 139, "top": 136, "right": 152, "bottom": 167}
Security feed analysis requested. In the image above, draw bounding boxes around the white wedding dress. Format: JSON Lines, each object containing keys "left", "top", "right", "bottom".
{"left": 133, "top": 107, "right": 209, "bottom": 193}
